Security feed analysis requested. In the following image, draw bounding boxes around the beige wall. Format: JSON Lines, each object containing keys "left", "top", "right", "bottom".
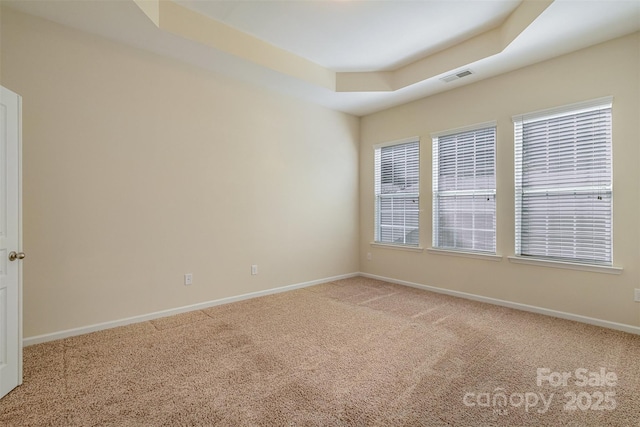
{"left": 0, "top": 8, "right": 360, "bottom": 338}
{"left": 360, "top": 32, "right": 640, "bottom": 328}
{"left": 2, "top": 6, "right": 638, "bottom": 338}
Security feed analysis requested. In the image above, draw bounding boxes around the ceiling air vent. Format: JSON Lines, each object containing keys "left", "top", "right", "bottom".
{"left": 440, "top": 69, "right": 473, "bottom": 83}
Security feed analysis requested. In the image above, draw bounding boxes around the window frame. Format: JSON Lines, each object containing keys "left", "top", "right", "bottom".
{"left": 431, "top": 121, "right": 497, "bottom": 255}
{"left": 373, "top": 137, "right": 420, "bottom": 247}
{"left": 513, "top": 97, "right": 614, "bottom": 266}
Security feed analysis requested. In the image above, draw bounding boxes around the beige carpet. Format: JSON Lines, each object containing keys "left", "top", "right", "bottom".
{"left": 2, "top": 276, "right": 639, "bottom": 426}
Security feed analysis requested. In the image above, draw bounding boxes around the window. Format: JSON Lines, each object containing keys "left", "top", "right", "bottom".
{"left": 374, "top": 138, "right": 420, "bottom": 246}
{"left": 514, "top": 97, "right": 612, "bottom": 265}
{"left": 432, "top": 123, "right": 497, "bottom": 253}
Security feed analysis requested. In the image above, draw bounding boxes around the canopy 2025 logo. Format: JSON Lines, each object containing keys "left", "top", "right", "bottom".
{"left": 462, "top": 367, "right": 618, "bottom": 416}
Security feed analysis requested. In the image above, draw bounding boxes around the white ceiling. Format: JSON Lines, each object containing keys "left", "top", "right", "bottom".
{"left": 175, "top": 0, "right": 522, "bottom": 72}
{"left": 4, "top": 0, "right": 640, "bottom": 116}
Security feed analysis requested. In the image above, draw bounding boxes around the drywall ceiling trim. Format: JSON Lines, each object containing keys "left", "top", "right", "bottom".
{"left": 134, "top": 0, "right": 336, "bottom": 91}
{"left": 133, "top": 0, "right": 159, "bottom": 27}
{"left": 134, "top": 0, "right": 553, "bottom": 94}
{"left": 338, "top": 0, "right": 554, "bottom": 92}
{"left": 334, "top": 71, "right": 394, "bottom": 92}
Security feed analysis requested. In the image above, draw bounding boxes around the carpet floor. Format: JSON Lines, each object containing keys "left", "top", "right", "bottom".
{"left": 1, "top": 276, "right": 639, "bottom": 426}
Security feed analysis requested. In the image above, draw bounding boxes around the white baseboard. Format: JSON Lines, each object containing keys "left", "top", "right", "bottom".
{"left": 24, "top": 270, "right": 638, "bottom": 346}
{"left": 23, "top": 272, "right": 359, "bottom": 347}
{"left": 360, "top": 272, "right": 640, "bottom": 336}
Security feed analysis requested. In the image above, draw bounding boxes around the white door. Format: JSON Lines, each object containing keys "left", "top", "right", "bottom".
{"left": 0, "top": 86, "right": 23, "bottom": 399}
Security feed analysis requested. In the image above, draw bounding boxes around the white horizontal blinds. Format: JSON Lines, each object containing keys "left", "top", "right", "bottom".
{"left": 374, "top": 140, "right": 420, "bottom": 246}
{"left": 514, "top": 99, "right": 612, "bottom": 265}
{"left": 433, "top": 126, "right": 496, "bottom": 253}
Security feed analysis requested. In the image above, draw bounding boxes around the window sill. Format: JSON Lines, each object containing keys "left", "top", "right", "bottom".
{"left": 370, "top": 242, "right": 424, "bottom": 253}
{"left": 507, "top": 256, "right": 622, "bottom": 275}
{"left": 427, "top": 248, "right": 503, "bottom": 262}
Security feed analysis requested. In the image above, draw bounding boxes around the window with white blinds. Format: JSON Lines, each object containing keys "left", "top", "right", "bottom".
{"left": 432, "top": 124, "right": 496, "bottom": 253}
{"left": 374, "top": 139, "right": 420, "bottom": 246}
{"left": 514, "top": 97, "right": 613, "bottom": 265}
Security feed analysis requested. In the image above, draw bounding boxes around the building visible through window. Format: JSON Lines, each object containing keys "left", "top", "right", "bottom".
{"left": 514, "top": 98, "right": 613, "bottom": 265}
{"left": 374, "top": 139, "right": 420, "bottom": 246}
{"left": 432, "top": 124, "right": 497, "bottom": 253}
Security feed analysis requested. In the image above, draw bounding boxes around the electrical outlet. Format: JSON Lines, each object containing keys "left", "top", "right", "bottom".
{"left": 184, "top": 273, "right": 193, "bottom": 286}
{"left": 251, "top": 265, "right": 258, "bottom": 275}
{"left": 366, "top": 252, "right": 372, "bottom": 261}
{"left": 634, "top": 288, "right": 640, "bottom": 302}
